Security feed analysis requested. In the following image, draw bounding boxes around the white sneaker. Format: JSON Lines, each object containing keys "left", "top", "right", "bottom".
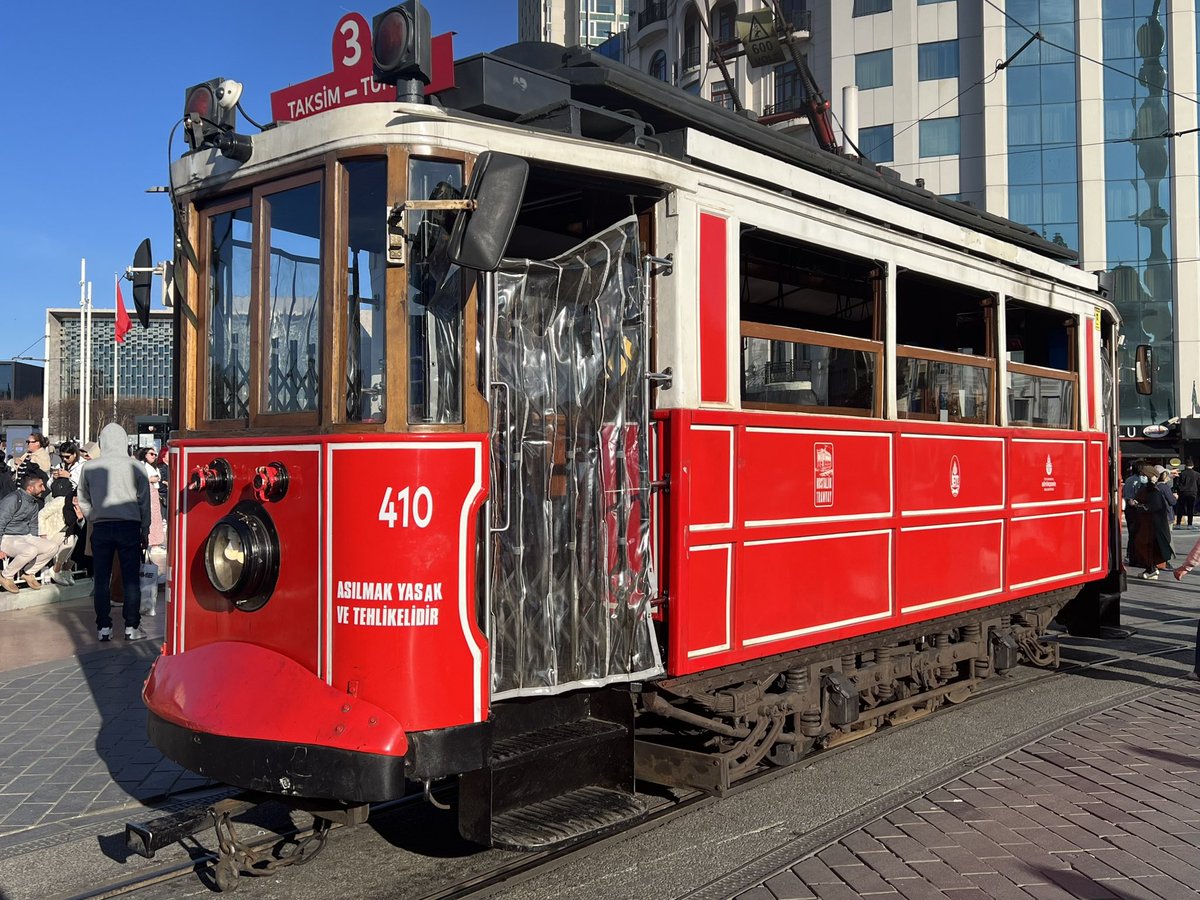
{"left": 51, "top": 571, "right": 72, "bottom": 587}
{"left": 125, "top": 626, "right": 148, "bottom": 641}
{"left": 98, "top": 627, "right": 112, "bottom": 642}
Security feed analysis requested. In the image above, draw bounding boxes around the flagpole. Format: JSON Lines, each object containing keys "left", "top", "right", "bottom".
{"left": 113, "top": 273, "right": 120, "bottom": 424}
{"left": 84, "top": 280, "right": 93, "bottom": 441}
{"left": 77, "top": 259, "right": 86, "bottom": 440}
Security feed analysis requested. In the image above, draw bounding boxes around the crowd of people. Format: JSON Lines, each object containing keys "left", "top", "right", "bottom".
{"left": 1121, "top": 458, "right": 1200, "bottom": 581}
{"left": 0, "top": 425, "right": 168, "bottom": 641}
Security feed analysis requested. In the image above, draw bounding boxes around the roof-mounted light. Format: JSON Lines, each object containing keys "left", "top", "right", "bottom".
{"left": 183, "top": 78, "right": 253, "bottom": 163}
{"left": 372, "top": 1, "right": 432, "bottom": 104}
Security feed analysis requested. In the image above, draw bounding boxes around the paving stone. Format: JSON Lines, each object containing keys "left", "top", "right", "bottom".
{"left": 964, "top": 873, "right": 1040, "bottom": 900}
{"left": 877, "top": 834, "right": 941, "bottom": 864}
{"left": 1040, "top": 868, "right": 1121, "bottom": 899}
{"left": 761, "top": 870, "right": 816, "bottom": 900}
{"left": 792, "top": 857, "right": 843, "bottom": 886}
{"left": 906, "top": 859, "right": 978, "bottom": 891}
{"left": 735, "top": 888, "right": 776, "bottom": 900}
{"left": 823, "top": 862, "right": 893, "bottom": 895}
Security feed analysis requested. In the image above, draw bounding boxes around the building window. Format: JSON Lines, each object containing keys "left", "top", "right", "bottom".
{"left": 919, "top": 117, "right": 960, "bottom": 157}
{"left": 649, "top": 50, "right": 668, "bottom": 81}
{"left": 711, "top": 81, "right": 735, "bottom": 111}
{"left": 855, "top": 49, "right": 893, "bottom": 90}
{"left": 859, "top": 124, "right": 894, "bottom": 162}
{"left": 917, "top": 0, "right": 953, "bottom": 4}
{"left": 918, "top": 40, "right": 958, "bottom": 81}
{"left": 853, "top": 0, "right": 892, "bottom": 15}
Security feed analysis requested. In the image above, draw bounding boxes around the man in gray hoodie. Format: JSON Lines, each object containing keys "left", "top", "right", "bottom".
{"left": 79, "top": 423, "right": 151, "bottom": 641}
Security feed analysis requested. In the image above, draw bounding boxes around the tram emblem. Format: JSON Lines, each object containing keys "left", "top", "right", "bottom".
{"left": 950, "top": 455, "right": 961, "bottom": 498}
{"left": 814, "top": 442, "right": 834, "bottom": 507}
{"left": 1041, "top": 454, "right": 1057, "bottom": 492}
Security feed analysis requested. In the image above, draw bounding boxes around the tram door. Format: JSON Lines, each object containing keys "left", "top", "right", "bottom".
{"left": 486, "top": 216, "right": 663, "bottom": 698}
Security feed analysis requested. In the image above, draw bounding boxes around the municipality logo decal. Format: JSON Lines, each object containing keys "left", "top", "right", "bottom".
{"left": 950, "top": 455, "right": 961, "bottom": 498}
{"left": 1045, "top": 454, "right": 1053, "bottom": 475}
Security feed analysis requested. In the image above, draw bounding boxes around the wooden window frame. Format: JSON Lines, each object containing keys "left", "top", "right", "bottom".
{"left": 740, "top": 320, "right": 884, "bottom": 417}
{"left": 1007, "top": 360, "right": 1079, "bottom": 430}
{"left": 895, "top": 344, "right": 997, "bottom": 425}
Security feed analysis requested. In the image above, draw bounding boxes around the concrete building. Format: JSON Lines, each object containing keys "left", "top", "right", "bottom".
{"left": 520, "top": 0, "right": 632, "bottom": 47}
{"left": 621, "top": 0, "right": 1199, "bottom": 454}
{"left": 45, "top": 308, "right": 173, "bottom": 441}
{"left": 0, "top": 360, "right": 44, "bottom": 403}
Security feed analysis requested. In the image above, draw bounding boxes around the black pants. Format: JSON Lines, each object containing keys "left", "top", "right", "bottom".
{"left": 92, "top": 521, "right": 142, "bottom": 631}
{"left": 1178, "top": 494, "right": 1197, "bottom": 526}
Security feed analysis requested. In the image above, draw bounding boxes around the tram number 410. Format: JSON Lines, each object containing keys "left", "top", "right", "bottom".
{"left": 378, "top": 486, "right": 433, "bottom": 529}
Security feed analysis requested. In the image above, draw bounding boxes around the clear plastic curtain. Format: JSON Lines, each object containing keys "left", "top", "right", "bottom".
{"left": 490, "top": 217, "right": 662, "bottom": 696}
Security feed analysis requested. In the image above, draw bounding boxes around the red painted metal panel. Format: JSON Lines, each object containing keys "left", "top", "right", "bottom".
{"left": 663, "top": 410, "right": 1111, "bottom": 677}
{"left": 1087, "top": 440, "right": 1106, "bottom": 502}
{"left": 740, "top": 428, "right": 891, "bottom": 525}
{"left": 896, "top": 434, "right": 1004, "bottom": 516}
{"left": 897, "top": 521, "right": 1003, "bottom": 614}
{"left": 176, "top": 445, "right": 322, "bottom": 673}
{"left": 1008, "top": 511, "right": 1085, "bottom": 590}
{"left": 738, "top": 531, "right": 891, "bottom": 649}
{"left": 328, "top": 440, "right": 488, "bottom": 730}
{"left": 698, "top": 213, "right": 728, "bottom": 404}
{"left": 1087, "top": 509, "right": 1104, "bottom": 573}
{"left": 144, "top": 642, "right": 407, "bottom": 755}
{"left": 1009, "top": 438, "right": 1085, "bottom": 506}
{"left": 681, "top": 544, "right": 733, "bottom": 663}
{"left": 160, "top": 435, "right": 489, "bottom": 745}
{"left": 688, "top": 425, "right": 734, "bottom": 530}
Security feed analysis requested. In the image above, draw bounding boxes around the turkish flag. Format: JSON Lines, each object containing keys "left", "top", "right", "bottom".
{"left": 116, "top": 282, "right": 132, "bottom": 344}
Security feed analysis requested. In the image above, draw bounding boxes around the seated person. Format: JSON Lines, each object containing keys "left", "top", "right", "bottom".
{"left": 0, "top": 473, "right": 57, "bottom": 592}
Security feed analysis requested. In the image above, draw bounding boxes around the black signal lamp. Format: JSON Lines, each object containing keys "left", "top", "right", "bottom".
{"left": 183, "top": 77, "right": 253, "bottom": 163}
{"left": 372, "top": 1, "right": 432, "bottom": 102}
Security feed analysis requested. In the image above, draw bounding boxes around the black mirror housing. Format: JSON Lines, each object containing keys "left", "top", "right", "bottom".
{"left": 131, "top": 238, "right": 153, "bottom": 327}
{"left": 448, "top": 152, "right": 529, "bottom": 272}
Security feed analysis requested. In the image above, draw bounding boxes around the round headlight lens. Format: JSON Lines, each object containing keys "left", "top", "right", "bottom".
{"left": 205, "top": 522, "right": 245, "bottom": 593}
{"left": 201, "top": 501, "right": 280, "bottom": 611}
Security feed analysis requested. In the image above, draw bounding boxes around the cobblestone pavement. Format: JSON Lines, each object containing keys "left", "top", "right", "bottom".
{"left": 730, "top": 681, "right": 1200, "bottom": 899}
{"left": 0, "top": 624, "right": 211, "bottom": 854}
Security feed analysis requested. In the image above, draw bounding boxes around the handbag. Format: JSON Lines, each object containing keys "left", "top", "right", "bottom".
{"left": 139, "top": 556, "right": 159, "bottom": 616}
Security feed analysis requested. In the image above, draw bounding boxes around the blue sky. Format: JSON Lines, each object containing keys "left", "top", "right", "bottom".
{"left": 0, "top": 1, "right": 513, "bottom": 364}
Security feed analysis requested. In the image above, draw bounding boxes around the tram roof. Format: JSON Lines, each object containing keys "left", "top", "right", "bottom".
{"left": 478, "top": 42, "right": 1078, "bottom": 265}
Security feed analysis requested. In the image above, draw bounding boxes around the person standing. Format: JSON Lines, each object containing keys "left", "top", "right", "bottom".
{"left": 1176, "top": 460, "right": 1200, "bottom": 529}
{"left": 0, "top": 473, "right": 55, "bottom": 592}
{"left": 78, "top": 423, "right": 151, "bottom": 642}
{"left": 1131, "top": 465, "right": 1172, "bottom": 579}
{"left": 1122, "top": 460, "right": 1145, "bottom": 562}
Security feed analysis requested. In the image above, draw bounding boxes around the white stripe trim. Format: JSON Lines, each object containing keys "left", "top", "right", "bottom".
{"left": 899, "top": 520, "right": 1004, "bottom": 613}
{"left": 901, "top": 504, "right": 1005, "bottom": 517}
{"left": 1008, "top": 510, "right": 1086, "bottom": 589}
{"left": 688, "top": 425, "right": 734, "bottom": 531}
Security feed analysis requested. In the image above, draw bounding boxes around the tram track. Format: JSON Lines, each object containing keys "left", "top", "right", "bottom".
{"left": 54, "top": 618, "right": 1196, "bottom": 900}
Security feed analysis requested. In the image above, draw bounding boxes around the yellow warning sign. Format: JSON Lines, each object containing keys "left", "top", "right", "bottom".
{"left": 736, "top": 11, "right": 786, "bottom": 67}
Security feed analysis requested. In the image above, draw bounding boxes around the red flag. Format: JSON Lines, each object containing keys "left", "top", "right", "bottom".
{"left": 115, "top": 282, "right": 132, "bottom": 344}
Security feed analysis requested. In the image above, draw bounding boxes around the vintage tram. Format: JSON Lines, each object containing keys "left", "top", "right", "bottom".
{"left": 142, "top": 1, "right": 1123, "bottom": 863}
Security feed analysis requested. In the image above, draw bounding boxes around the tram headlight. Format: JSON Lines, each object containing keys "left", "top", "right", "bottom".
{"left": 203, "top": 501, "right": 280, "bottom": 611}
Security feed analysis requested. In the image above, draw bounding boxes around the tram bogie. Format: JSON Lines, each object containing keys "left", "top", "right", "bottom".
{"left": 141, "top": 2, "right": 1124, "bottom": 861}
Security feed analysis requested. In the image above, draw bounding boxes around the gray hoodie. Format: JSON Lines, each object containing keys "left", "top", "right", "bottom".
{"left": 78, "top": 423, "right": 151, "bottom": 536}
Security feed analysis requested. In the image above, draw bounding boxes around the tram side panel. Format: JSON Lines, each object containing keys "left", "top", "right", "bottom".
{"left": 662, "top": 409, "right": 1109, "bottom": 676}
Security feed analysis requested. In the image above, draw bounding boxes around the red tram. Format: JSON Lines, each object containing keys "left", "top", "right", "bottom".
{"left": 141, "top": 1, "right": 1123, "bottom": 862}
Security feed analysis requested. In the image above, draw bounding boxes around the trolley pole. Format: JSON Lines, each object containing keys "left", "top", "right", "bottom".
{"left": 84, "top": 280, "right": 93, "bottom": 441}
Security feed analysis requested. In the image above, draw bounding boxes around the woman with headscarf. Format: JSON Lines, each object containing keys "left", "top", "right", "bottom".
{"left": 1130, "top": 465, "right": 1173, "bottom": 579}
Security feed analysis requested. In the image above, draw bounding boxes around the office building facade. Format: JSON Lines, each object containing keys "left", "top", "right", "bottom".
{"left": 45, "top": 308, "right": 173, "bottom": 440}
{"left": 520, "top": 0, "right": 631, "bottom": 47}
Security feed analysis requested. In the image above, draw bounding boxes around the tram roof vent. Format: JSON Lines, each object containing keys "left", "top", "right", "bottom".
{"left": 439, "top": 53, "right": 571, "bottom": 121}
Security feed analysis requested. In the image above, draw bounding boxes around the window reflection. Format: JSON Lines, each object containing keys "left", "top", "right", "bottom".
{"left": 263, "top": 182, "right": 322, "bottom": 414}
{"left": 408, "top": 159, "right": 464, "bottom": 425}
{"left": 897, "top": 358, "right": 991, "bottom": 424}
{"left": 742, "top": 336, "right": 877, "bottom": 414}
{"left": 345, "top": 160, "right": 388, "bottom": 423}
{"left": 207, "top": 206, "right": 252, "bottom": 420}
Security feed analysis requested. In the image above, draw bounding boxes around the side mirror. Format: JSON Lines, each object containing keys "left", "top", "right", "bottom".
{"left": 1135, "top": 344, "right": 1153, "bottom": 395}
{"left": 131, "top": 239, "right": 153, "bottom": 327}
{"left": 448, "top": 152, "right": 529, "bottom": 272}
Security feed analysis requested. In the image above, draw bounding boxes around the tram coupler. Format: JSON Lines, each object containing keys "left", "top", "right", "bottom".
{"left": 125, "top": 792, "right": 259, "bottom": 859}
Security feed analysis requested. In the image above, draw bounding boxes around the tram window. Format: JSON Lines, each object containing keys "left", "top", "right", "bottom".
{"left": 895, "top": 273, "right": 994, "bottom": 423}
{"left": 344, "top": 159, "right": 388, "bottom": 423}
{"left": 207, "top": 205, "right": 252, "bottom": 421}
{"left": 263, "top": 181, "right": 322, "bottom": 415}
{"left": 408, "top": 159, "right": 464, "bottom": 425}
{"left": 1006, "top": 300, "right": 1077, "bottom": 428}
{"left": 738, "top": 229, "right": 881, "bottom": 415}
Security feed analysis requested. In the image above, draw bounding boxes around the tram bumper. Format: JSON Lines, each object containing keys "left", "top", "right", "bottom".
{"left": 144, "top": 641, "right": 408, "bottom": 802}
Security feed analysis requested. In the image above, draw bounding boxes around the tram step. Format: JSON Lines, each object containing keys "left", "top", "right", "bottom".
{"left": 458, "top": 688, "right": 637, "bottom": 848}
{"left": 488, "top": 785, "right": 645, "bottom": 850}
